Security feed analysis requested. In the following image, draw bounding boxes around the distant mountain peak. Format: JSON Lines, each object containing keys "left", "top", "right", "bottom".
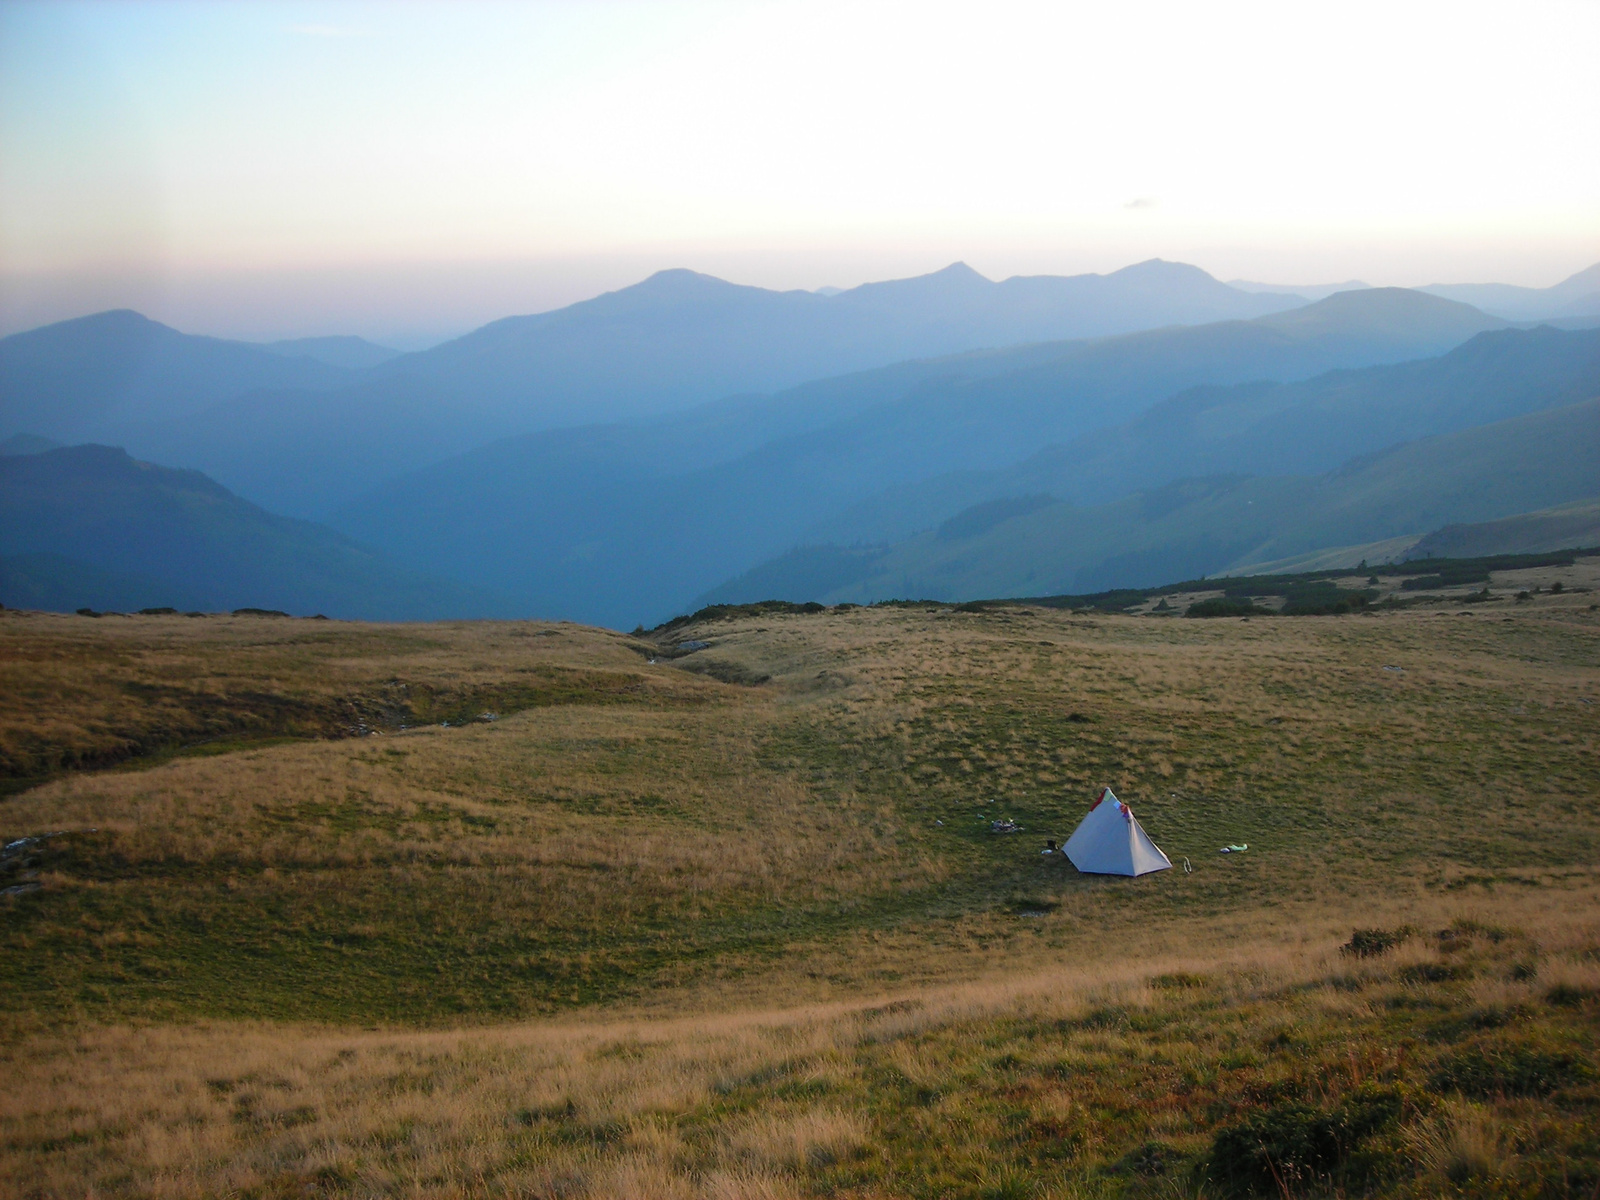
{"left": 44, "top": 309, "right": 165, "bottom": 335}
{"left": 833, "top": 262, "right": 995, "bottom": 309}
{"left": 1255, "top": 286, "right": 1507, "bottom": 338}
{"left": 1111, "top": 258, "right": 1215, "bottom": 281}
{"left": 632, "top": 267, "right": 736, "bottom": 292}
{"left": 930, "top": 261, "right": 989, "bottom": 281}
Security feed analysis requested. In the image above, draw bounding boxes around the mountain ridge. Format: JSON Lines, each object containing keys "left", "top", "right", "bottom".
{"left": 0, "top": 445, "right": 513, "bottom": 620}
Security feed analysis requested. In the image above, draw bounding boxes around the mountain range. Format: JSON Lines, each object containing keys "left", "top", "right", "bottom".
{"left": 804, "top": 323, "right": 1600, "bottom": 546}
{"left": 2, "top": 257, "right": 1597, "bottom": 625}
{"left": 0, "top": 259, "right": 1305, "bottom": 517}
{"left": 1226, "top": 263, "right": 1600, "bottom": 321}
{"left": 331, "top": 288, "right": 1514, "bottom": 625}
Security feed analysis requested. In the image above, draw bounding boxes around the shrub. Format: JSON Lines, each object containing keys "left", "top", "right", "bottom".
{"left": 1545, "top": 982, "right": 1595, "bottom": 1006}
{"left": 1343, "top": 927, "right": 1412, "bottom": 957}
{"left": 1400, "top": 565, "right": 1490, "bottom": 590}
{"left": 1430, "top": 1044, "right": 1593, "bottom": 1097}
{"left": 1280, "top": 582, "right": 1375, "bottom": 615}
{"left": 1207, "top": 1086, "right": 1403, "bottom": 1196}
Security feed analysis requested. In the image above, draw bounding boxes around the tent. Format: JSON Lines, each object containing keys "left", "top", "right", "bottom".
{"left": 1063, "top": 787, "right": 1172, "bottom": 876}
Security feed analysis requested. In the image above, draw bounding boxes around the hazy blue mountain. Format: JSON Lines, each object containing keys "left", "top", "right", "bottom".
{"left": 0, "top": 445, "right": 513, "bottom": 619}
{"left": 1421, "top": 263, "right": 1600, "bottom": 321}
{"left": 1228, "top": 279, "right": 1373, "bottom": 302}
{"left": 263, "top": 334, "right": 402, "bottom": 369}
{"left": 0, "top": 310, "right": 359, "bottom": 441}
{"left": 814, "top": 325, "right": 1600, "bottom": 544}
{"left": 87, "top": 260, "right": 1310, "bottom": 517}
{"left": 0, "top": 433, "right": 60, "bottom": 456}
{"left": 0, "top": 553, "right": 202, "bottom": 615}
{"left": 332, "top": 288, "right": 1508, "bottom": 627}
{"left": 706, "top": 398, "right": 1600, "bottom": 607}
{"left": 374, "top": 259, "right": 1305, "bottom": 424}
{"left": 830, "top": 258, "right": 1306, "bottom": 341}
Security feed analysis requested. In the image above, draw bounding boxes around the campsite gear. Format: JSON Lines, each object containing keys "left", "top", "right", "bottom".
{"left": 1219, "top": 844, "right": 1249, "bottom": 854}
{"left": 1183, "top": 857, "right": 1193, "bottom": 874}
{"left": 1063, "top": 788, "right": 1172, "bottom": 877}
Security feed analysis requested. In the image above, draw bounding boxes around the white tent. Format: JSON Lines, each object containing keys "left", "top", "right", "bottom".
{"left": 1063, "top": 787, "right": 1172, "bottom": 877}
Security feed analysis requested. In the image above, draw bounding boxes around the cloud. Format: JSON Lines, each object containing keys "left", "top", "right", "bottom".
{"left": 1124, "top": 198, "right": 1158, "bottom": 210}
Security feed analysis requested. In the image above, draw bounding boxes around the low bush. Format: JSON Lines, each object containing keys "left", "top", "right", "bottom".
{"left": 1187, "top": 597, "right": 1272, "bottom": 618}
{"left": 1343, "top": 927, "right": 1413, "bottom": 957}
{"left": 1280, "top": 582, "right": 1375, "bottom": 615}
{"left": 1430, "top": 1044, "right": 1593, "bottom": 1098}
{"left": 1207, "top": 1085, "right": 1404, "bottom": 1196}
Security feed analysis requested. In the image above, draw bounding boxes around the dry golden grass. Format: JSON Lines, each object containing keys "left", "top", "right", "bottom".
{"left": 1, "top": 597, "right": 1597, "bottom": 1195}
{"left": 2, "top": 885, "right": 1595, "bottom": 1198}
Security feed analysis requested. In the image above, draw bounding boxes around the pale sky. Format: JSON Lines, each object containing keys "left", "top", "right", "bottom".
{"left": 2, "top": 0, "right": 1597, "bottom": 344}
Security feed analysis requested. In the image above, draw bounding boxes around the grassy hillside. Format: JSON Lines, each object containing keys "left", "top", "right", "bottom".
{"left": 1, "top": 587, "right": 1596, "bottom": 1196}
{"left": 1410, "top": 500, "right": 1600, "bottom": 559}
{"left": 713, "top": 398, "right": 1600, "bottom": 606}
{"left": 0, "top": 444, "right": 513, "bottom": 620}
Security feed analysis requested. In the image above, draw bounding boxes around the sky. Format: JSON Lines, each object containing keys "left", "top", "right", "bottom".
{"left": 1, "top": 0, "right": 1597, "bottom": 346}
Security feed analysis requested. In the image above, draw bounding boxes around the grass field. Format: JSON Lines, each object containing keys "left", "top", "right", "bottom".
{"left": 1, "top": 573, "right": 1597, "bottom": 1198}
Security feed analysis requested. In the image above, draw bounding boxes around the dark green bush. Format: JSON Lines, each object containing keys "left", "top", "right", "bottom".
{"left": 1206, "top": 1086, "right": 1403, "bottom": 1196}
{"left": 1343, "top": 927, "right": 1412, "bottom": 957}
{"left": 1280, "top": 582, "right": 1375, "bottom": 615}
{"left": 1545, "top": 983, "right": 1595, "bottom": 1006}
{"left": 1430, "top": 1044, "right": 1593, "bottom": 1097}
